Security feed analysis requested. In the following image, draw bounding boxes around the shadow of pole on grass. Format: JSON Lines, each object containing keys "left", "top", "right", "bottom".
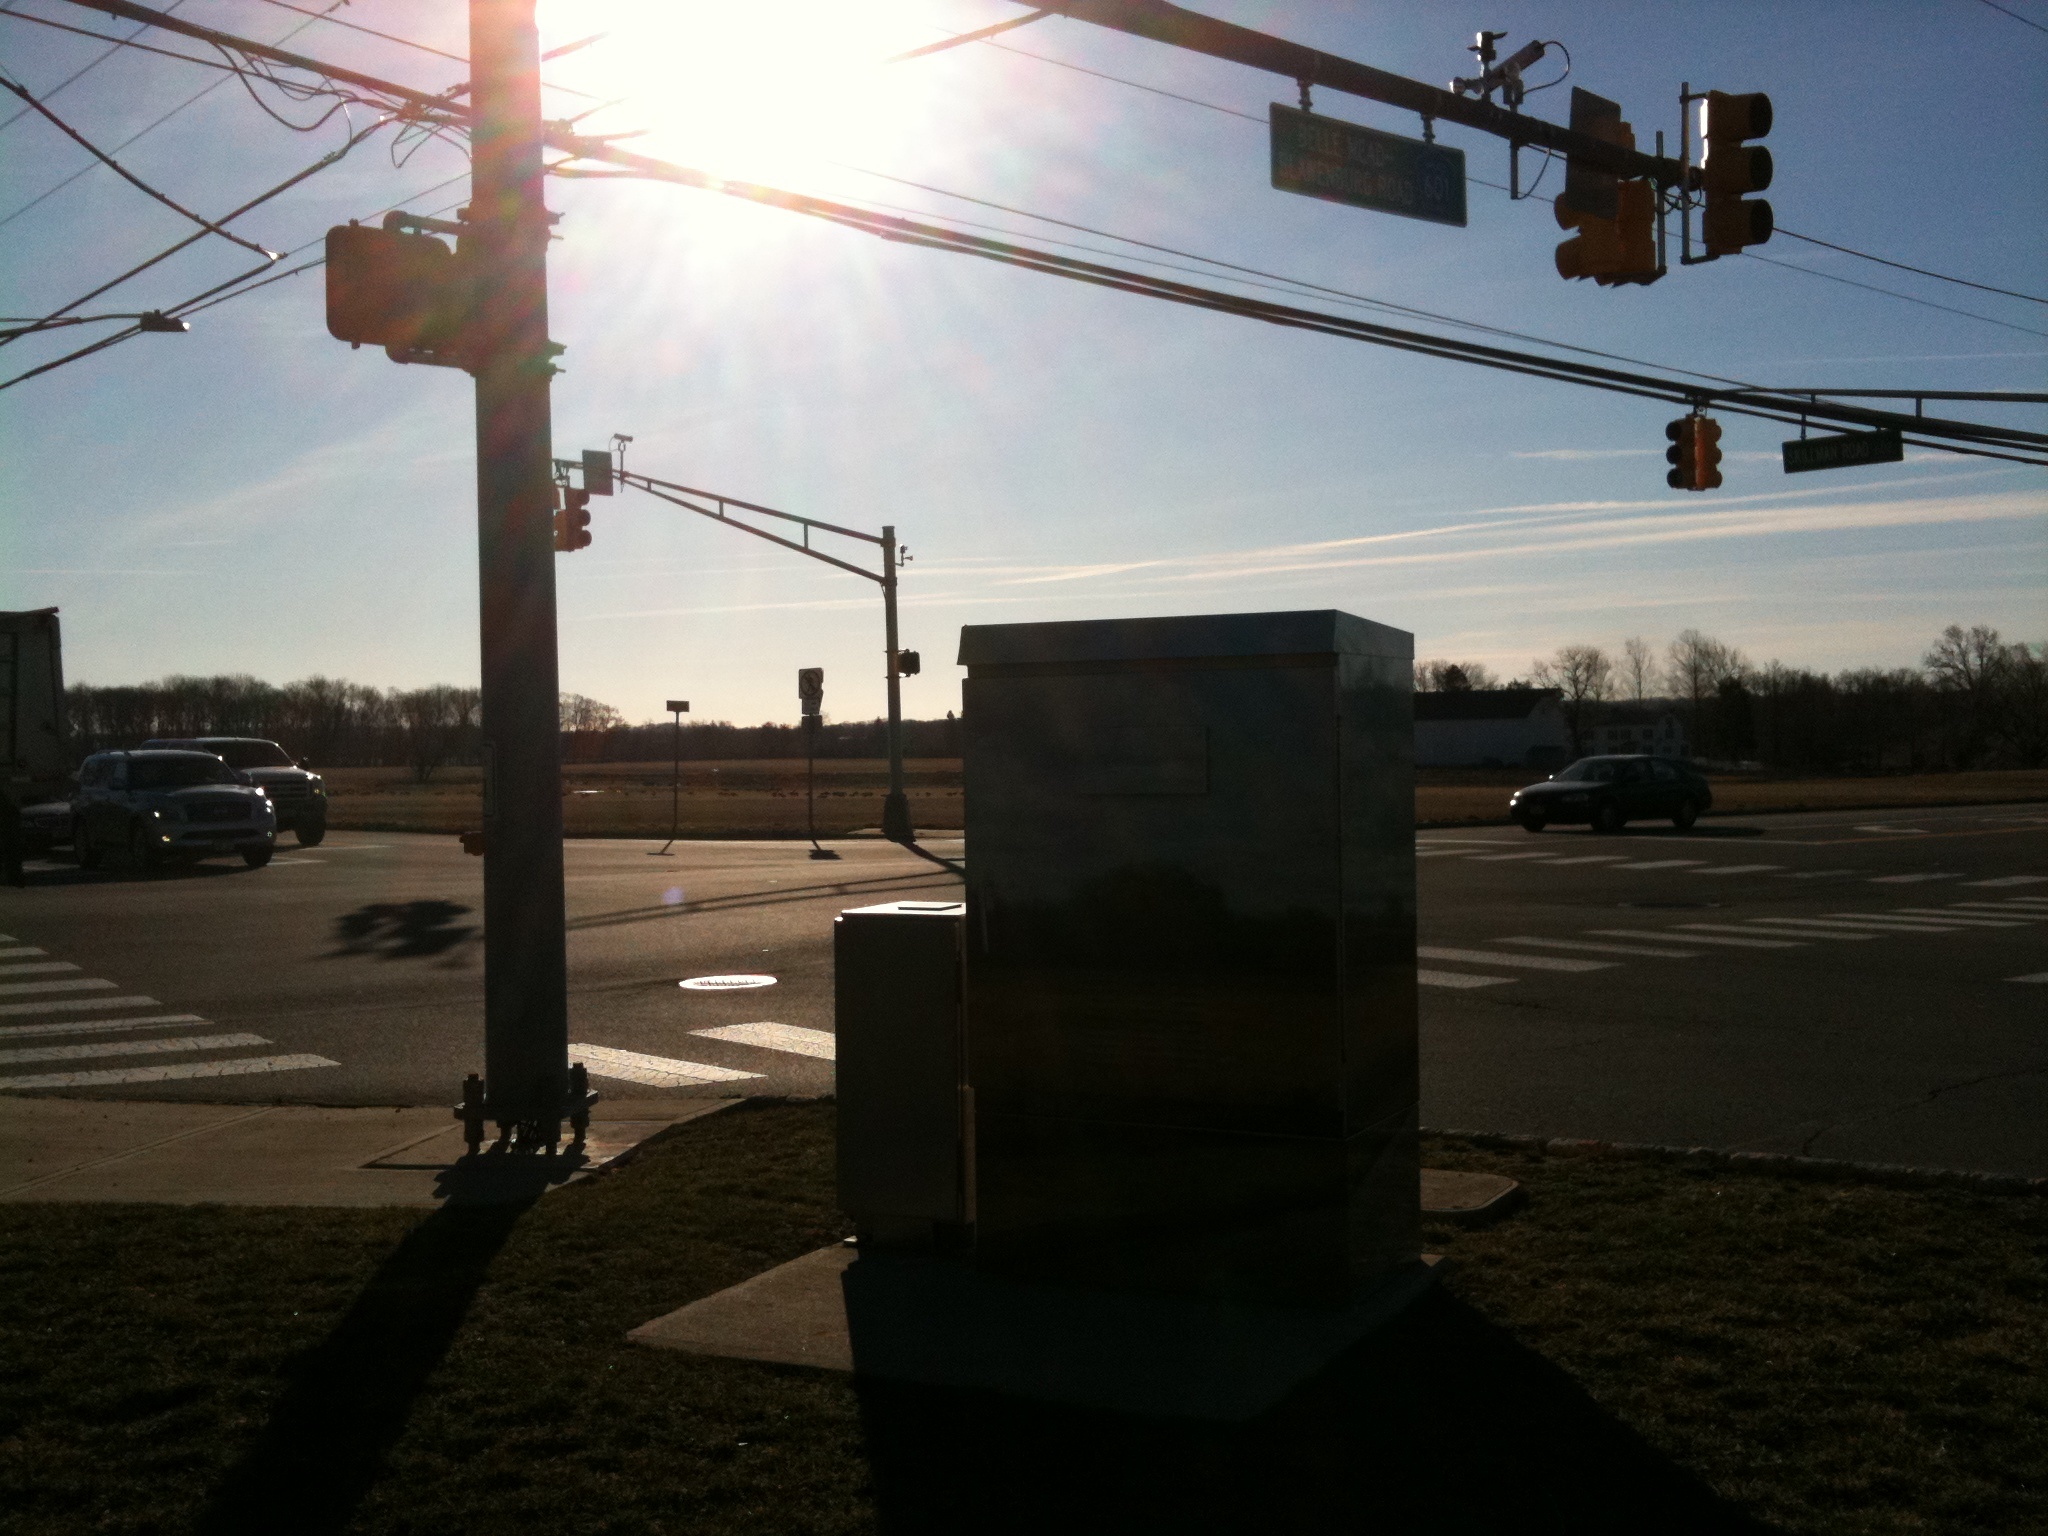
{"left": 855, "top": 1287, "right": 1780, "bottom": 1535}
{"left": 193, "top": 1189, "right": 536, "bottom": 1536}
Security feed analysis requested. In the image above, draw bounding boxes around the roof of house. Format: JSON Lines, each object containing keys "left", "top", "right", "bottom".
{"left": 1413, "top": 688, "right": 1562, "bottom": 722}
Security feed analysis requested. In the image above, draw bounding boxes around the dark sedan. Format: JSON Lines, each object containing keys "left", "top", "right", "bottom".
{"left": 1508, "top": 755, "right": 1713, "bottom": 834}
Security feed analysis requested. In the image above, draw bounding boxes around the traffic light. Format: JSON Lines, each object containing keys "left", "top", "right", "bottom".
{"left": 1665, "top": 414, "right": 1724, "bottom": 491}
{"left": 324, "top": 221, "right": 471, "bottom": 365}
{"left": 1555, "top": 196, "right": 1623, "bottom": 280}
{"left": 1555, "top": 180, "right": 1659, "bottom": 285}
{"left": 554, "top": 487, "right": 592, "bottom": 551}
{"left": 1700, "top": 90, "right": 1773, "bottom": 257}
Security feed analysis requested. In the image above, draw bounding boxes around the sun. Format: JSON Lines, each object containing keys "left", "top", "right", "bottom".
{"left": 541, "top": 1, "right": 952, "bottom": 187}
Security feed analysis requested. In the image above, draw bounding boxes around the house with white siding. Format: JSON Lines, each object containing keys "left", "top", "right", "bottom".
{"left": 1414, "top": 688, "right": 1571, "bottom": 769}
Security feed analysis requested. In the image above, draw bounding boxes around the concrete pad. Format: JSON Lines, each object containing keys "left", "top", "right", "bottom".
{"left": 0, "top": 1095, "right": 732, "bottom": 1207}
{"left": 631, "top": 1245, "right": 1443, "bottom": 1421}
{"left": 1421, "top": 1168, "right": 1524, "bottom": 1226}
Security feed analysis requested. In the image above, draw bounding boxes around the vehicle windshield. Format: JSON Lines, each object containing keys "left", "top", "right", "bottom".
{"left": 1552, "top": 758, "right": 1620, "bottom": 784}
{"left": 201, "top": 740, "right": 294, "bottom": 769}
{"left": 129, "top": 755, "right": 236, "bottom": 790}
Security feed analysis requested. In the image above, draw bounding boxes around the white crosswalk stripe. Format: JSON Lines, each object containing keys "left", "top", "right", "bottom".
{"left": 693, "top": 1022, "right": 836, "bottom": 1060}
{"left": 0, "top": 1013, "right": 205, "bottom": 1041}
{"left": 1881, "top": 909, "right": 2024, "bottom": 928}
{"left": 1540, "top": 856, "right": 1629, "bottom": 865}
{"left": 1493, "top": 936, "right": 1701, "bottom": 958}
{"left": 1466, "top": 852, "right": 1558, "bottom": 862}
{"left": 1692, "top": 864, "right": 1783, "bottom": 876}
{"left": 1967, "top": 875, "right": 2048, "bottom": 887}
{"left": 1820, "top": 914, "right": 1973, "bottom": 930}
{"left": 1611, "top": 859, "right": 1705, "bottom": 871}
{"left": 1750, "top": 915, "right": 1958, "bottom": 934}
{"left": 1776, "top": 869, "right": 1860, "bottom": 879}
{"left": 0, "top": 978, "right": 117, "bottom": 997}
{"left": 2010, "top": 972, "right": 2048, "bottom": 984}
{"left": 1417, "top": 969, "right": 1515, "bottom": 990}
{"left": 1589, "top": 928, "right": 1803, "bottom": 949}
{"left": 0, "top": 961, "right": 80, "bottom": 977}
{"left": 0, "top": 993, "right": 159, "bottom": 1018}
{"left": 0, "top": 947, "right": 48, "bottom": 961}
{"left": 1417, "top": 946, "right": 1614, "bottom": 973}
{"left": 1870, "top": 872, "right": 1962, "bottom": 884}
{"left": 1, "top": 1054, "right": 338, "bottom": 1091}
{"left": 1683, "top": 922, "right": 1872, "bottom": 941}
{"left": 0, "top": 1032, "right": 269, "bottom": 1066}
{"left": 568, "top": 1042, "right": 761, "bottom": 1087}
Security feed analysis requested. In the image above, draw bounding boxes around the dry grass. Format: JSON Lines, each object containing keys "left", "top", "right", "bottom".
{"left": 2, "top": 1105, "right": 2041, "bottom": 1535}
{"left": 318, "top": 761, "right": 2048, "bottom": 838}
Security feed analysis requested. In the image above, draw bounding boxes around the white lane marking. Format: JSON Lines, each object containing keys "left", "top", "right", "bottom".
{"left": 0, "top": 1053, "right": 338, "bottom": 1092}
{"left": 1416, "top": 946, "right": 1614, "bottom": 973}
{"left": 0, "top": 961, "right": 81, "bottom": 977}
{"left": 1683, "top": 922, "right": 1873, "bottom": 941}
{"left": 0, "top": 994, "right": 159, "bottom": 1019}
{"left": 1540, "top": 855, "right": 1630, "bottom": 865}
{"left": 693, "top": 1022, "right": 837, "bottom": 1061}
{"left": 1589, "top": 928, "right": 1804, "bottom": 949}
{"left": 1691, "top": 864, "right": 1783, "bottom": 876}
{"left": 1493, "top": 936, "right": 1701, "bottom": 958}
{"left": 1967, "top": 875, "right": 2048, "bottom": 887}
{"left": 0, "top": 947, "right": 48, "bottom": 960}
{"left": 0, "top": 1013, "right": 205, "bottom": 1041}
{"left": 1776, "top": 869, "right": 1860, "bottom": 879}
{"left": 2010, "top": 972, "right": 2048, "bottom": 984}
{"left": 1417, "top": 969, "right": 1517, "bottom": 989}
{"left": 0, "top": 1032, "right": 268, "bottom": 1066}
{"left": 1465, "top": 852, "right": 1559, "bottom": 862}
{"left": 1869, "top": 872, "right": 1961, "bottom": 884}
{"left": 1611, "top": 859, "right": 1707, "bottom": 870}
{"left": 0, "top": 978, "right": 117, "bottom": 997}
{"left": 568, "top": 1042, "right": 762, "bottom": 1087}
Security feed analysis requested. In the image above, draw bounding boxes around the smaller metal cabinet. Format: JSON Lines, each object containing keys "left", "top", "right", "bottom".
{"left": 834, "top": 900, "right": 971, "bottom": 1248}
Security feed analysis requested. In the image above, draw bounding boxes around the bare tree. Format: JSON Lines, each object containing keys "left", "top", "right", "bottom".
{"left": 2000, "top": 641, "right": 2048, "bottom": 767}
{"left": 1666, "top": 629, "right": 1746, "bottom": 747}
{"left": 1621, "top": 635, "right": 1658, "bottom": 701}
{"left": 1531, "top": 644, "right": 1614, "bottom": 754}
{"left": 1415, "top": 658, "right": 1500, "bottom": 691}
{"left": 397, "top": 685, "right": 479, "bottom": 784}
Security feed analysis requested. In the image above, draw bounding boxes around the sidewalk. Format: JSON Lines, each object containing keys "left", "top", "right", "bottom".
{"left": 0, "top": 1094, "right": 732, "bottom": 1206}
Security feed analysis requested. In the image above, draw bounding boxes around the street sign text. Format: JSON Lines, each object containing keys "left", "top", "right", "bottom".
{"left": 1782, "top": 428, "right": 1905, "bottom": 474}
{"left": 1270, "top": 104, "right": 1467, "bottom": 227}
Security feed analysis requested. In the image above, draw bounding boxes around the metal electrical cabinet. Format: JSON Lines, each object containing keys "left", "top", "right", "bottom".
{"left": 956, "top": 611, "right": 1418, "bottom": 1304}
{"left": 834, "top": 900, "right": 972, "bottom": 1248}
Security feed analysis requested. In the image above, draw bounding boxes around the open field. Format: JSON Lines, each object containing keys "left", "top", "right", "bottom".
{"left": 2, "top": 1102, "right": 2041, "bottom": 1535}
{"left": 316, "top": 761, "right": 2048, "bottom": 838}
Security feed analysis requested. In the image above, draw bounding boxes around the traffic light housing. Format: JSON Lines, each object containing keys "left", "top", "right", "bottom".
{"left": 554, "top": 487, "right": 592, "bottom": 551}
{"left": 324, "top": 221, "right": 472, "bottom": 365}
{"left": 1665, "top": 414, "right": 1724, "bottom": 491}
{"left": 896, "top": 649, "right": 921, "bottom": 677}
{"left": 1701, "top": 90, "right": 1773, "bottom": 257}
{"left": 1555, "top": 179, "right": 1660, "bottom": 285}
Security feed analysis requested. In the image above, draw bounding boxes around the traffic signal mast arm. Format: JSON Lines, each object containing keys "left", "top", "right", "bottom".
{"left": 1020, "top": 0, "right": 1697, "bottom": 192}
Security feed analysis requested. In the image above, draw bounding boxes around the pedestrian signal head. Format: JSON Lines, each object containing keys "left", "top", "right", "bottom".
{"left": 896, "top": 650, "right": 921, "bottom": 677}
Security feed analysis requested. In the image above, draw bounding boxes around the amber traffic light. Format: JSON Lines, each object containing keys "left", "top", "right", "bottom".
{"left": 1666, "top": 415, "right": 1725, "bottom": 492}
{"left": 1701, "top": 90, "right": 1773, "bottom": 257}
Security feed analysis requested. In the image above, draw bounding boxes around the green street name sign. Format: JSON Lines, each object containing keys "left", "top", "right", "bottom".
{"left": 1270, "top": 104, "right": 1467, "bottom": 228}
{"left": 1781, "top": 428, "right": 1905, "bottom": 474}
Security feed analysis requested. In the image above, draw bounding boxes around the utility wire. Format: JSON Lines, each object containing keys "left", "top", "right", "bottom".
{"left": 1976, "top": 0, "right": 2048, "bottom": 35}
{"left": 0, "top": 0, "right": 186, "bottom": 136}
{"left": 0, "top": 0, "right": 355, "bottom": 232}
{"left": 1774, "top": 227, "right": 2048, "bottom": 306}
{"left": 0, "top": 70, "right": 274, "bottom": 262}
{"left": 548, "top": 143, "right": 2045, "bottom": 460}
{"left": 887, "top": 9, "right": 1050, "bottom": 63}
{"left": 1740, "top": 251, "right": 2048, "bottom": 340}
{"left": 249, "top": 0, "right": 598, "bottom": 97}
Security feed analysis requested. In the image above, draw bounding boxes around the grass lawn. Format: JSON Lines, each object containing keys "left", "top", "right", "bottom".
{"left": 3, "top": 1104, "right": 2041, "bottom": 1535}
{"left": 316, "top": 762, "right": 2048, "bottom": 839}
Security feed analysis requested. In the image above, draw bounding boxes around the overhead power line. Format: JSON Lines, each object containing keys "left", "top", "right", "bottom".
{"left": 0, "top": 0, "right": 186, "bottom": 137}
{"left": 1773, "top": 228, "right": 2048, "bottom": 307}
{"left": 547, "top": 139, "right": 2046, "bottom": 463}
{"left": 887, "top": 9, "right": 1051, "bottom": 63}
{"left": 1976, "top": 0, "right": 2048, "bottom": 36}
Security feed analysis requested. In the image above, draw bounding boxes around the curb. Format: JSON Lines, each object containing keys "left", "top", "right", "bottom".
{"left": 1423, "top": 1127, "right": 2048, "bottom": 1196}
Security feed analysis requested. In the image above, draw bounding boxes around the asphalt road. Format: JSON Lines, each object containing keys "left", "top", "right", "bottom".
{"left": 1, "top": 803, "right": 2042, "bottom": 1175}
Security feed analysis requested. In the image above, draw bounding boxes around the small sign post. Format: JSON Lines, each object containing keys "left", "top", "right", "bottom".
{"left": 1782, "top": 428, "right": 1905, "bottom": 474}
{"left": 1270, "top": 104, "right": 1467, "bottom": 227}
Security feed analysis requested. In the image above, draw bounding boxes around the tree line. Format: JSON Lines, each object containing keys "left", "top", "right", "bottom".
{"left": 64, "top": 674, "right": 964, "bottom": 782}
{"left": 1417, "top": 624, "right": 2047, "bottom": 771}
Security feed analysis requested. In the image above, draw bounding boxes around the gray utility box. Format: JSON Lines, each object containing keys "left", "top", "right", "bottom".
{"left": 957, "top": 610, "right": 1418, "bottom": 1304}
{"left": 834, "top": 901, "right": 972, "bottom": 1247}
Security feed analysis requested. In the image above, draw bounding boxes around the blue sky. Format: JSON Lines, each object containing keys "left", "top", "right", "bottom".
{"left": 2, "top": 0, "right": 2043, "bottom": 726}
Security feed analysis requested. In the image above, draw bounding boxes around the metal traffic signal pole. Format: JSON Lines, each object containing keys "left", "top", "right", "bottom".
{"left": 468, "top": 0, "right": 570, "bottom": 1144}
{"left": 880, "top": 525, "right": 913, "bottom": 844}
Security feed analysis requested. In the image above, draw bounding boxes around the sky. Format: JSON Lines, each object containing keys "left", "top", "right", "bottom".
{"left": 2, "top": 0, "right": 2044, "bottom": 727}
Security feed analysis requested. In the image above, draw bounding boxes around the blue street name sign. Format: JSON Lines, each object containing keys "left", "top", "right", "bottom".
{"left": 1270, "top": 103, "right": 1467, "bottom": 227}
{"left": 1781, "top": 428, "right": 1905, "bottom": 474}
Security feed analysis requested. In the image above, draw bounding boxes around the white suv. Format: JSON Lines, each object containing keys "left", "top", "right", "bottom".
{"left": 72, "top": 750, "right": 277, "bottom": 870}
